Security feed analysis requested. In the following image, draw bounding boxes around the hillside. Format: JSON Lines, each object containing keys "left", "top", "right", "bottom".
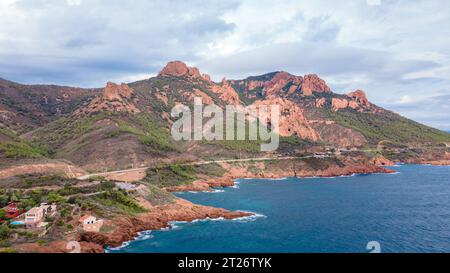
{"left": 0, "top": 60, "right": 449, "bottom": 172}
{"left": 0, "top": 126, "right": 47, "bottom": 161}
{"left": 0, "top": 77, "right": 100, "bottom": 132}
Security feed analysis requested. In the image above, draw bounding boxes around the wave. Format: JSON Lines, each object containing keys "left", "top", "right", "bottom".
{"left": 265, "top": 177, "right": 289, "bottom": 181}
{"left": 105, "top": 230, "right": 154, "bottom": 252}
{"left": 232, "top": 211, "right": 267, "bottom": 222}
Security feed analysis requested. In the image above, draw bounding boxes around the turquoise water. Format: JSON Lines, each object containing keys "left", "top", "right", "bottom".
{"left": 109, "top": 165, "right": 450, "bottom": 253}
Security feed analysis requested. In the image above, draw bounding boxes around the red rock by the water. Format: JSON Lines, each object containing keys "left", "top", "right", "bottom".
{"left": 371, "top": 156, "right": 395, "bottom": 166}
{"left": 78, "top": 199, "right": 251, "bottom": 249}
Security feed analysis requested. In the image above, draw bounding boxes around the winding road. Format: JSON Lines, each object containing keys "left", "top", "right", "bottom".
{"left": 76, "top": 155, "right": 331, "bottom": 180}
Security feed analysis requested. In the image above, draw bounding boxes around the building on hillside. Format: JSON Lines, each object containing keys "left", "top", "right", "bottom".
{"left": 25, "top": 207, "right": 44, "bottom": 228}
{"left": 79, "top": 215, "right": 104, "bottom": 232}
{"left": 24, "top": 203, "right": 57, "bottom": 228}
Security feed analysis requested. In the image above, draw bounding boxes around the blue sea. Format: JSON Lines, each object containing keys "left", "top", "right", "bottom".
{"left": 109, "top": 165, "right": 450, "bottom": 253}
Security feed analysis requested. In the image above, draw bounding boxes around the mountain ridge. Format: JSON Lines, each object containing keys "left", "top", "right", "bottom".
{"left": 1, "top": 60, "right": 449, "bottom": 171}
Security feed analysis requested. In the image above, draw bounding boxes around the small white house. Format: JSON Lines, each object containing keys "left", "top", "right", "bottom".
{"left": 79, "top": 215, "right": 104, "bottom": 232}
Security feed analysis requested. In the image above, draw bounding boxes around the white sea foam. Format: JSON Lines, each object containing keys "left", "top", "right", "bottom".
{"left": 105, "top": 230, "right": 155, "bottom": 252}
{"left": 265, "top": 177, "right": 288, "bottom": 181}
{"left": 105, "top": 241, "right": 131, "bottom": 252}
{"left": 232, "top": 211, "right": 267, "bottom": 223}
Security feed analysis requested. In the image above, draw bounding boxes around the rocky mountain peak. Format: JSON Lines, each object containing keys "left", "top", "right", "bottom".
{"left": 158, "top": 60, "right": 206, "bottom": 80}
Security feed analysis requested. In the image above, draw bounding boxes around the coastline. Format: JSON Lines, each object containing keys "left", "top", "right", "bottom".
{"left": 166, "top": 162, "right": 395, "bottom": 193}
{"left": 99, "top": 164, "right": 396, "bottom": 253}
{"left": 91, "top": 163, "right": 394, "bottom": 252}
{"left": 10, "top": 162, "right": 400, "bottom": 253}
{"left": 77, "top": 198, "right": 251, "bottom": 252}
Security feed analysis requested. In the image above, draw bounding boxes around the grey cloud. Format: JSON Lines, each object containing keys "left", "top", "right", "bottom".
{"left": 303, "top": 16, "right": 340, "bottom": 43}
{"left": 0, "top": 0, "right": 239, "bottom": 87}
{"left": 199, "top": 42, "right": 440, "bottom": 84}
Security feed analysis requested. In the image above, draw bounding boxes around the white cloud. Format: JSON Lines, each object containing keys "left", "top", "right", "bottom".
{"left": 366, "top": 0, "right": 381, "bottom": 6}
{"left": 66, "top": 0, "right": 81, "bottom": 6}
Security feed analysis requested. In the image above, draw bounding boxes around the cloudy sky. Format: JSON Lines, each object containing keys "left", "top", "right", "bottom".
{"left": 0, "top": 0, "right": 449, "bottom": 130}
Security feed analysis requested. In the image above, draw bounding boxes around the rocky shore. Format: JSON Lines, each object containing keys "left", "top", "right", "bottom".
{"left": 166, "top": 177, "right": 235, "bottom": 192}
{"left": 14, "top": 199, "right": 250, "bottom": 253}
{"left": 77, "top": 199, "right": 251, "bottom": 252}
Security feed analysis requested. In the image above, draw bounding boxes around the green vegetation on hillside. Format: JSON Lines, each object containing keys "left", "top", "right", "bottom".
{"left": 0, "top": 142, "right": 48, "bottom": 158}
{"left": 89, "top": 190, "right": 146, "bottom": 215}
{"left": 324, "top": 109, "right": 450, "bottom": 144}
{"left": 31, "top": 111, "right": 177, "bottom": 155}
{"left": 29, "top": 112, "right": 111, "bottom": 152}
{"left": 144, "top": 184, "right": 175, "bottom": 206}
{"left": 111, "top": 114, "right": 175, "bottom": 152}
{"left": 145, "top": 163, "right": 225, "bottom": 187}
{"left": 0, "top": 126, "right": 48, "bottom": 159}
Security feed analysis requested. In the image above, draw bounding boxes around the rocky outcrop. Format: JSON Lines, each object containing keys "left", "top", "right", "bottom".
{"left": 158, "top": 60, "right": 206, "bottom": 80}
{"left": 209, "top": 78, "right": 241, "bottom": 105}
{"left": 347, "top": 90, "right": 370, "bottom": 107}
{"left": 315, "top": 97, "right": 326, "bottom": 108}
{"left": 331, "top": 90, "right": 372, "bottom": 111}
{"left": 301, "top": 74, "right": 331, "bottom": 96}
{"left": 371, "top": 155, "right": 395, "bottom": 166}
{"left": 103, "top": 82, "right": 134, "bottom": 101}
{"left": 202, "top": 73, "right": 212, "bottom": 82}
{"left": 74, "top": 82, "right": 140, "bottom": 115}
{"left": 78, "top": 198, "right": 251, "bottom": 249}
{"left": 74, "top": 82, "right": 141, "bottom": 116}
{"left": 332, "top": 98, "right": 350, "bottom": 111}
{"left": 263, "top": 72, "right": 303, "bottom": 97}
{"left": 238, "top": 72, "right": 330, "bottom": 98}
{"left": 218, "top": 79, "right": 241, "bottom": 105}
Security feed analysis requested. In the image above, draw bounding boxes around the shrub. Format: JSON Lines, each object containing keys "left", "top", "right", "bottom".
{"left": 0, "top": 225, "right": 10, "bottom": 240}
